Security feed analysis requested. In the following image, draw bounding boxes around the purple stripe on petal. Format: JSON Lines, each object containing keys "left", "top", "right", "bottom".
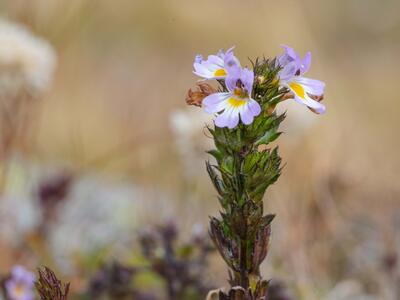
{"left": 240, "top": 68, "right": 254, "bottom": 96}
{"left": 225, "top": 65, "right": 241, "bottom": 92}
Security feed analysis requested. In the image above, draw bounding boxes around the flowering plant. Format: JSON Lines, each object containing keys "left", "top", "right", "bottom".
{"left": 187, "top": 46, "right": 326, "bottom": 299}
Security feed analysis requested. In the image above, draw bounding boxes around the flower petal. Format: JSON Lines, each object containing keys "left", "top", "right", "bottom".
{"left": 224, "top": 49, "right": 241, "bottom": 72}
{"left": 281, "top": 45, "right": 297, "bottom": 60}
{"left": 193, "top": 62, "right": 214, "bottom": 78}
{"left": 203, "top": 92, "right": 230, "bottom": 114}
{"left": 303, "top": 95, "right": 326, "bottom": 114}
{"left": 240, "top": 108, "right": 254, "bottom": 125}
{"left": 300, "top": 51, "right": 311, "bottom": 74}
{"left": 293, "top": 76, "right": 325, "bottom": 95}
{"left": 195, "top": 54, "right": 203, "bottom": 64}
{"left": 207, "top": 54, "right": 224, "bottom": 67}
{"left": 215, "top": 106, "right": 240, "bottom": 129}
{"left": 239, "top": 98, "right": 261, "bottom": 125}
{"left": 247, "top": 98, "right": 261, "bottom": 116}
{"left": 278, "top": 61, "right": 297, "bottom": 82}
{"left": 278, "top": 44, "right": 299, "bottom": 67}
{"left": 292, "top": 92, "right": 326, "bottom": 114}
{"left": 311, "top": 102, "right": 326, "bottom": 114}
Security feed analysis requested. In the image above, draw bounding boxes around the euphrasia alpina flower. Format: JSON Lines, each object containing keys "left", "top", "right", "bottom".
{"left": 278, "top": 45, "right": 326, "bottom": 114}
{"left": 5, "top": 266, "right": 35, "bottom": 300}
{"left": 193, "top": 47, "right": 240, "bottom": 80}
{"left": 202, "top": 64, "right": 261, "bottom": 129}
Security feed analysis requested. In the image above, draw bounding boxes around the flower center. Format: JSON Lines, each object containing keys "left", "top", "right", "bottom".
{"left": 214, "top": 68, "right": 227, "bottom": 77}
{"left": 228, "top": 97, "right": 247, "bottom": 108}
{"left": 233, "top": 87, "right": 249, "bottom": 98}
{"left": 14, "top": 284, "right": 25, "bottom": 297}
{"left": 289, "top": 82, "right": 305, "bottom": 99}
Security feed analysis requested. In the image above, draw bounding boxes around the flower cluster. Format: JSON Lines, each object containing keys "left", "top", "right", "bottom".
{"left": 191, "top": 45, "right": 326, "bottom": 129}
{"left": 193, "top": 47, "right": 261, "bottom": 129}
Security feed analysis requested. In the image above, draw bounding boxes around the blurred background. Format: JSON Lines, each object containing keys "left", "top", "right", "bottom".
{"left": 0, "top": 0, "right": 399, "bottom": 299}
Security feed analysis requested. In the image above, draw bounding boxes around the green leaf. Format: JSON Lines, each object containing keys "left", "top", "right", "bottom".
{"left": 207, "top": 149, "right": 223, "bottom": 162}
{"left": 255, "top": 130, "right": 282, "bottom": 146}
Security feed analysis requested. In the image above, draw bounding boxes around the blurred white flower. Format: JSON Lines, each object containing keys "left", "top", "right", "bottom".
{"left": 0, "top": 19, "right": 56, "bottom": 97}
{"left": 170, "top": 107, "right": 213, "bottom": 178}
{"left": 323, "top": 280, "right": 376, "bottom": 300}
{"left": 49, "top": 175, "right": 142, "bottom": 272}
{"left": 0, "top": 157, "right": 172, "bottom": 274}
{"left": 0, "top": 194, "right": 40, "bottom": 245}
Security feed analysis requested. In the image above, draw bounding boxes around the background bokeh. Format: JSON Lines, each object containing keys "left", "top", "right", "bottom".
{"left": 0, "top": 0, "right": 399, "bottom": 299}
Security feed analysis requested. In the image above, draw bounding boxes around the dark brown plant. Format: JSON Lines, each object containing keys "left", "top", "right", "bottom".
{"left": 36, "top": 172, "right": 73, "bottom": 234}
{"left": 35, "top": 267, "right": 70, "bottom": 300}
{"left": 138, "top": 221, "right": 215, "bottom": 300}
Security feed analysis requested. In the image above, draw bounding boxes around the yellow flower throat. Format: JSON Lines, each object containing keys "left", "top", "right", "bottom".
{"left": 228, "top": 88, "right": 248, "bottom": 108}
{"left": 214, "top": 68, "right": 227, "bottom": 77}
{"left": 289, "top": 82, "right": 305, "bottom": 99}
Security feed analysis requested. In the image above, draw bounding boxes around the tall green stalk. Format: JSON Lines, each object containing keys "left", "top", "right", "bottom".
{"left": 206, "top": 58, "right": 286, "bottom": 299}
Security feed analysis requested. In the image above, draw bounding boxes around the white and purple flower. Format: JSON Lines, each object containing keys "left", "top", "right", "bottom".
{"left": 5, "top": 265, "right": 35, "bottom": 300}
{"left": 193, "top": 47, "right": 240, "bottom": 80}
{"left": 202, "top": 65, "right": 261, "bottom": 129}
{"left": 278, "top": 45, "right": 326, "bottom": 114}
